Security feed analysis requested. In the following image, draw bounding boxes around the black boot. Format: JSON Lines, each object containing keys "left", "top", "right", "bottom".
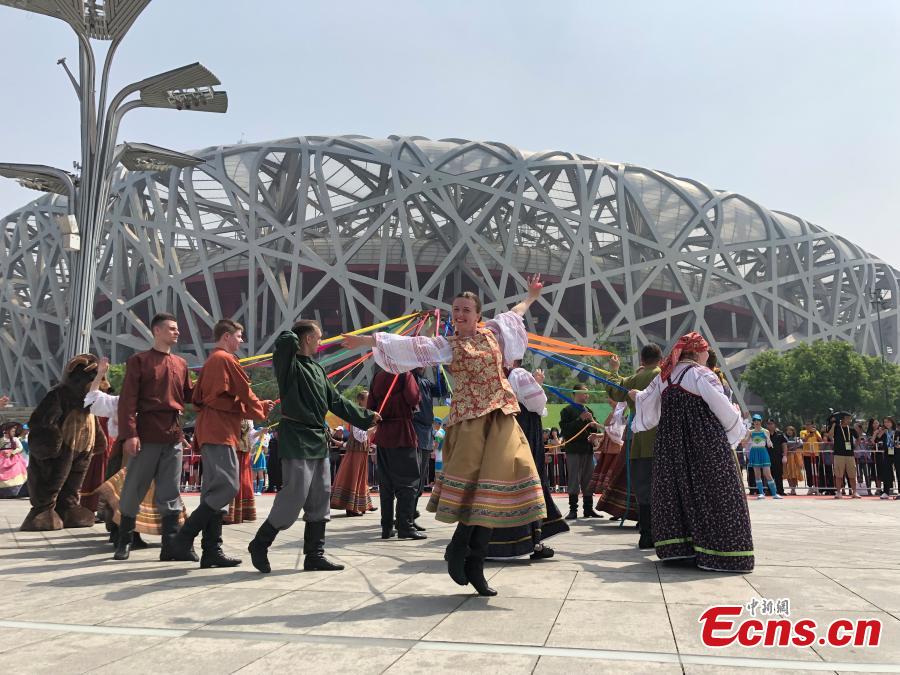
{"left": 396, "top": 490, "right": 426, "bottom": 540}
{"left": 583, "top": 496, "right": 601, "bottom": 518}
{"left": 565, "top": 494, "right": 578, "bottom": 520}
{"left": 108, "top": 522, "right": 118, "bottom": 545}
{"left": 381, "top": 496, "right": 396, "bottom": 539}
{"left": 248, "top": 520, "right": 279, "bottom": 573}
{"left": 638, "top": 504, "right": 654, "bottom": 550}
{"left": 444, "top": 523, "right": 472, "bottom": 585}
{"left": 131, "top": 532, "right": 149, "bottom": 549}
{"left": 302, "top": 521, "right": 344, "bottom": 571}
{"left": 200, "top": 511, "right": 241, "bottom": 568}
{"left": 166, "top": 502, "right": 215, "bottom": 562}
{"left": 113, "top": 515, "right": 135, "bottom": 560}
{"left": 464, "top": 526, "right": 497, "bottom": 597}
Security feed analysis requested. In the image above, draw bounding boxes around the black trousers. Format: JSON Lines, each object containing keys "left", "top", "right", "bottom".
{"left": 376, "top": 446, "right": 420, "bottom": 530}
{"left": 879, "top": 453, "right": 900, "bottom": 493}
{"left": 415, "top": 447, "right": 430, "bottom": 501}
{"left": 767, "top": 447, "right": 784, "bottom": 495}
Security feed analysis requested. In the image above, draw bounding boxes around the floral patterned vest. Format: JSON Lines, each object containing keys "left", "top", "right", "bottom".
{"left": 446, "top": 327, "right": 520, "bottom": 427}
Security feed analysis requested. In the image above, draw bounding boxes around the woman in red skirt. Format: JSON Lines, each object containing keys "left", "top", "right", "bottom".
{"left": 225, "top": 420, "right": 257, "bottom": 524}
{"left": 330, "top": 390, "right": 377, "bottom": 516}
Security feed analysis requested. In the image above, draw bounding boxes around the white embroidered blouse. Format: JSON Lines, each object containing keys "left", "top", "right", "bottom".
{"left": 507, "top": 367, "right": 547, "bottom": 416}
{"left": 631, "top": 362, "right": 745, "bottom": 447}
{"left": 84, "top": 390, "right": 119, "bottom": 439}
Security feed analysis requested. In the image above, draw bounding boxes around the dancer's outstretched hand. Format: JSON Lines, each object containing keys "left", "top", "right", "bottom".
{"left": 628, "top": 389, "right": 638, "bottom": 401}
{"left": 609, "top": 354, "right": 620, "bottom": 372}
{"left": 533, "top": 368, "right": 544, "bottom": 385}
{"left": 341, "top": 334, "right": 375, "bottom": 351}
{"left": 372, "top": 413, "right": 382, "bottom": 424}
{"left": 527, "top": 273, "right": 543, "bottom": 300}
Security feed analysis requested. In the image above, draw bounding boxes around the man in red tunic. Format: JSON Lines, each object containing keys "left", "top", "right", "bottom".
{"left": 368, "top": 370, "right": 426, "bottom": 541}
{"left": 168, "top": 319, "right": 274, "bottom": 567}
{"left": 115, "top": 313, "right": 194, "bottom": 561}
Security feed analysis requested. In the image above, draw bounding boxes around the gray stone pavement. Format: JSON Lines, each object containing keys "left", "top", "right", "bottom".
{"left": 2, "top": 494, "right": 900, "bottom": 674}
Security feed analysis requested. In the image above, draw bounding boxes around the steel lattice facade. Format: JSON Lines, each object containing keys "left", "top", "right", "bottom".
{"left": 1, "top": 135, "right": 898, "bottom": 407}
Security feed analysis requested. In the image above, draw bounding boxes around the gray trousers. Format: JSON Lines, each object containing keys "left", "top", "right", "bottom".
{"left": 267, "top": 457, "right": 331, "bottom": 530}
{"left": 630, "top": 457, "right": 653, "bottom": 506}
{"left": 200, "top": 444, "right": 239, "bottom": 513}
{"left": 119, "top": 442, "right": 183, "bottom": 518}
{"left": 566, "top": 452, "right": 594, "bottom": 497}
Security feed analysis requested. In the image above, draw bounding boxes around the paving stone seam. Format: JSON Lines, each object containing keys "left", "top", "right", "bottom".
{"left": 540, "top": 567, "right": 579, "bottom": 650}
{"left": 5, "top": 619, "right": 899, "bottom": 672}
{"left": 655, "top": 561, "right": 689, "bottom": 673}
{"left": 815, "top": 568, "right": 900, "bottom": 624}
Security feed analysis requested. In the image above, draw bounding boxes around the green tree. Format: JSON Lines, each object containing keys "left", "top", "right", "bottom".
{"left": 742, "top": 340, "right": 872, "bottom": 423}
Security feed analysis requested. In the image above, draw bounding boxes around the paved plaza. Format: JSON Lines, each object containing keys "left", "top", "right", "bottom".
{"left": 2, "top": 495, "right": 900, "bottom": 674}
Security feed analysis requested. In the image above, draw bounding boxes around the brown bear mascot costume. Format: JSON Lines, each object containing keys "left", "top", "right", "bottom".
{"left": 21, "top": 354, "right": 108, "bottom": 531}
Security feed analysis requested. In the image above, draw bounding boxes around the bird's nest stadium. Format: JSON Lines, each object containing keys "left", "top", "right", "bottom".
{"left": 1, "top": 135, "right": 897, "bottom": 407}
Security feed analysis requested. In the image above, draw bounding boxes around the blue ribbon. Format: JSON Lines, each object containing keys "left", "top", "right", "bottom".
{"left": 529, "top": 348, "right": 629, "bottom": 393}
{"left": 543, "top": 383, "right": 582, "bottom": 408}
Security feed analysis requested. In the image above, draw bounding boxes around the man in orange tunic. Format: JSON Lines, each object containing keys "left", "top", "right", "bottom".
{"left": 168, "top": 319, "right": 274, "bottom": 567}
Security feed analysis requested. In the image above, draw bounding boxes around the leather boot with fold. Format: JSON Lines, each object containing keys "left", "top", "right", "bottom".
{"left": 396, "top": 490, "right": 426, "bottom": 540}
{"left": 200, "top": 511, "right": 242, "bottom": 568}
{"left": 113, "top": 515, "right": 136, "bottom": 560}
{"left": 166, "top": 502, "right": 214, "bottom": 562}
{"left": 464, "top": 526, "right": 498, "bottom": 597}
{"left": 565, "top": 494, "right": 578, "bottom": 520}
{"left": 444, "top": 523, "right": 472, "bottom": 585}
{"left": 638, "top": 504, "right": 654, "bottom": 550}
{"left": 302, "top": 521, "right": 345, "bottom": 571}
{"left": 248, "top": 520, "right": 279, "bottom": 573}
{"left": 160, "top": 513, "right": 199, "bottom": 562}
{"left": 582, "top": 496, "right": 601, "bottom": 518}
{"left": 381, "top": 494, "right": 396, "bottom": 539}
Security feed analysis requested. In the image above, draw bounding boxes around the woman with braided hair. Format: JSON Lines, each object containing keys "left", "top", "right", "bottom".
{"left": 630, "top": 332, "right": 754, "bottom": 573}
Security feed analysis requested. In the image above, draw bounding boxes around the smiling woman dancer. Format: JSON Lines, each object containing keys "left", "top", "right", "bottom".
{"left": 343, "top": 276, "right": 547, "bottom": 596}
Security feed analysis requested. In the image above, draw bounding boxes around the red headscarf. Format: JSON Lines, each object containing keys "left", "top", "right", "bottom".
{"left": 660, "top": 332, "right": 709, "bottom": 381}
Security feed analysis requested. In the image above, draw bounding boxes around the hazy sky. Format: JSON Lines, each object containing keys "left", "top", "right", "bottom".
{"left": 1, "top": 1, "right": 898, "bottom": 265}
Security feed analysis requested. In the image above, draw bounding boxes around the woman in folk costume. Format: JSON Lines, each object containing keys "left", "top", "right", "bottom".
{"left": 587, "top": 400, "right": 626, "bottom": 496}
{"left": 630, "top": 332, "right": 753, "bottom": 573}
{"left": 343, "top": 276, "right": 547, "bottom": 596}
{"left": 590, "top": 401, "right": 640, "bottom": 522}
{"left": 86, "top": 358, "right": 185, "bottom": 547}
{"left": 225, "top": 420, "right": 257, "bottom": 524}
{"left": 486, "top": 364, "right": 569, "bottom": 560}
{"left": 330, "top": 389, "right": 377, "bottom": 516}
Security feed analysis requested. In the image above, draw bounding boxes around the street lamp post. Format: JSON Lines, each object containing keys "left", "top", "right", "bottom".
{"left": 0, "top": 0, "right": 227, "bottom": 359}
{"left": 868, "top": 289, "right": 890, "bottom": 415}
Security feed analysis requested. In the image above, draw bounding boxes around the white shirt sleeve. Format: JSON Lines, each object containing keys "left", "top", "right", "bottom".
{"left": 373, "top": 333, "right": 452, "bottom": 373}
{"left": 84, "top": 390, "right": 120, "bottom": 439}
{"left": 631, "top": 374, "right": 662, "bottom": 432}
{"left": 507, "top": 367, "right": 547, "bottom": 415}
{"left": 484, "top": 311, "right": 529, "bottom": 364}
{"left": 84, "top": 390, "right": 119, "bottom": 419}
{"left": 693, "top": 368, "right": 745, "bottom": 447}
{"left": 352, "top": 426, "right": 368, "bottom": 443}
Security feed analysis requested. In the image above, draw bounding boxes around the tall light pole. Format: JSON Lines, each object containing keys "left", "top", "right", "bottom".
{"left": 0, "top": 0, "right": 227, "bottom": 359}
{"left": 868, "top": 289, "right": 889, "bottom": 415}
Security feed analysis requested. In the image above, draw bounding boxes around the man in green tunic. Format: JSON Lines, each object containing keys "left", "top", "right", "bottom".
{"left": 606, "top": 344, "right": 662, "bottom": 550}
{"left": 248, "top": 320, "right": 379, "bottom": 573}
